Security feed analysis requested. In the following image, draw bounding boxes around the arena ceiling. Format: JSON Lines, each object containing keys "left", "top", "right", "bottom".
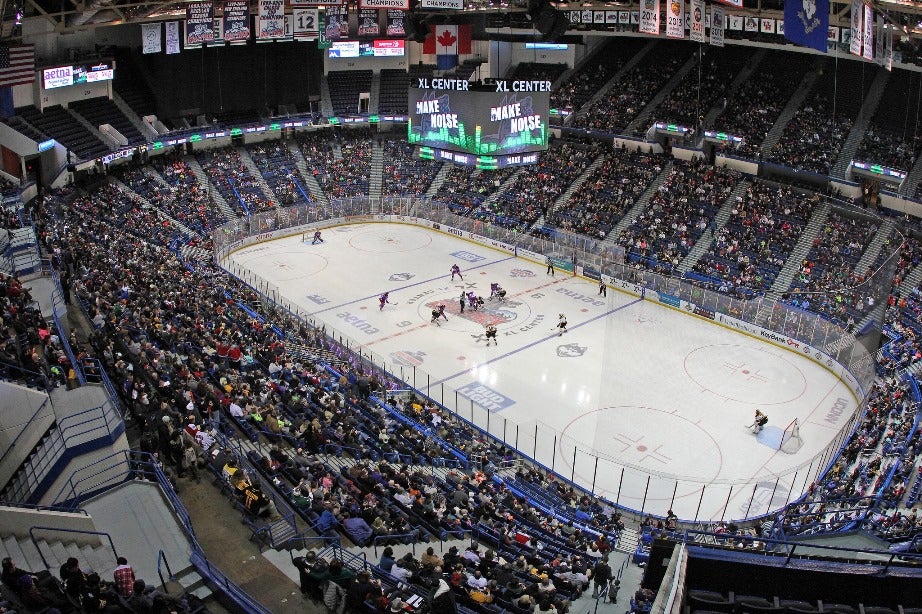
{"left": 4, "top": 0, "right": 922, "bottom": 39}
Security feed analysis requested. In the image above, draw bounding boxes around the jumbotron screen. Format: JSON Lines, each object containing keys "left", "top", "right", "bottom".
{"left": 408, "top": 78, "right": 551, "bottom": 157}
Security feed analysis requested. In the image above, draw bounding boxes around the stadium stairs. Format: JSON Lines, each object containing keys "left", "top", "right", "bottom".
{"left": 625, "top": 52, "right": 701, "bottom": 135}
{"left": 286, "top": 141, "right": 331, "bottom": 208}
{"left": 900, "top": 155, "right": 922, "bottom": 197}
{"left": 235, "top": 146, "right": 279, "bottom": 204}
{"left": 182, "top": 155, "right": 238, "bottom": 219}
{"left": 319, "top": 77, "right": 334, "bottom": 117}
{"left": 109, "top": 178, "right": 199, "bottom": 239}
{"left": 481, "top": 168, "right": 525, "bottom": 209}
{"left": 112, "top": 92, "right": 159, "bottom": 141}
{"left": 424, "top": 164, "right": 453, "bottom": 199}
{"left": 759, "top": 58, "right": 825, "bottom": 158}
{"left": 702, "top": 49, "right": 767, "bottom": 131}
{"left": 65, "top": 105, "right": 120, "bottom": 151}
{"left": 676, "top": 179, "right": 752, "bottom": 276}
{"left": 767, "top": 200, "right": 831, "bottom": 298}
{"left": 570, "top": 40, "right": 657, "bottom": 125}
{"left": 831, "top": 69, "right": 891, "bottom": 180}
{"left": 368, "top": 72, "right": 381, "bottom": 115}
{"left": 854, "top": 217, "right": 897, "bottom": 275}
{"left": 535, "top": 153, "right": 610, "bottom": 233}
{"left": 369, "top": 139, "right": 384, "bottom": 202}
{"left": 602, "top": 160, "right": 675, "bottom": 247}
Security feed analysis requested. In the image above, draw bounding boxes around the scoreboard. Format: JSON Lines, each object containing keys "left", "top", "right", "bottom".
{"left": 407, "top": 78, "right": 550, "bottom": 158}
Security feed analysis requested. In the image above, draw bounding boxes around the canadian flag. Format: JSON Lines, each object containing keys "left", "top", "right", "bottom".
{"left": 422, "top": 24, "right": 472, "bottom": 70}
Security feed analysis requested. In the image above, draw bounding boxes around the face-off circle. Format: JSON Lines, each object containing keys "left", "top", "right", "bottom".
{"left": 347, "top": 226, "right": 434, "bottom": 253}
{"left": 684, "top": 344, "right": 808, "bottom": 405}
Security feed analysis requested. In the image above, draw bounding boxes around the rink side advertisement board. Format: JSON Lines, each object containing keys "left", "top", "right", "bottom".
{"left": 407, "top": 79, "right": 551, "bottom": 157}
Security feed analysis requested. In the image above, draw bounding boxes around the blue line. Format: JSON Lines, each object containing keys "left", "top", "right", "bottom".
{"left": 310, "top": 255, "right": 518, "bottom": 315}
{"left": 426, "top": 297, "right": 644, "bottom": 389}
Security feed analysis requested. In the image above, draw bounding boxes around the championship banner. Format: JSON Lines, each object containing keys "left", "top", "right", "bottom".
{"left": 185, "top": 2, "right": 215, "bottom": 46}
{"left": 358, "top": 9, "right": 380, "bottom": 35}
{"left": 639, "top": 0, "right": 660, "bottom": 35}
{"left": 361, "top": 0, "right": 408, "bottom": 7}
{"left": 849, "top": 0, "right": 862, "bottom": 56}
{"left": 142, "top": 22, "right": 162, "bottom": 54}
{"left": 207, "top": 17, "right": 225, "bottom": 45}
{"left": 885, "top": 22, "right": 893, "bottom": 71}
{"left": 875, "top": 14, "right": 884, "bottom": 65}
{"left": 689, "top": 0, "right": 704, "bottom": 42}
{"left": 293, "top": 7, "right": 319, "bottom": 39}
{"left": 710, "top": 5, "right": 725, "bottom": 46}
{"left": 666, "top": 0, "right": 684, "bottom": 38}
{"left": 258, "top": 0, "right": 285, "bottom": 40}
{"left": 166, "top": 21, "right": 181, "bottom": 53}
{"left": 862, "top": 4, "right": 873, "bottom": 60}
{"left": 386, "top": 10, "right": 405, "bottom": 36}
{"left": 326, "top": 6, "right": 349, "bottom": 38}
{"left": 223, "top": 0, "right": 250, "bottom": 43}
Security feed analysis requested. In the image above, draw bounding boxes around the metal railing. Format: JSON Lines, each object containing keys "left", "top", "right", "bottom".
{"left": 157, "top": 549, "right": 174, "bottom": 592}
{"left": 29, "top": 526, "right": 118, "bottom": 569}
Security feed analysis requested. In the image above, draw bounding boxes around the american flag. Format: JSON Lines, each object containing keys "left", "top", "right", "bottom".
{"left": 0, "top": 44, "right": 35, "bottom": 88}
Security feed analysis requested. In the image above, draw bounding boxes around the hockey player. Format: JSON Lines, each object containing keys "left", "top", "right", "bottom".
{"left": 450, "top": 264, "right": 463, "bottom": 281}
{"left": 379, "top": 292, "right": 391, "bottom": 311}
{"left": 557, "top": 314, "right": 568, "bottom": 336}
{"left": 485, "top": 324, "right": 498, "bottom": 346}
{"left": 474, "top": 296, "right": 485, "bottom": 310}
{"left": 490, "top": 283, "right": 507, "bottom": 301}
{"left": 312, "top": 230, "right": 324, "bottom": 245}
{"left": 467, "top": 291, "right": 478, "bottom": 310}
{"left": 437, "top": 304, "right": 448, "bottom": 321}
{"left": 431, "top": 307, "right": 443, "bottom": 326}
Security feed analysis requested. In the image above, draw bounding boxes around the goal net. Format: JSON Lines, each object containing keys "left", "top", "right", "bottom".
{"left": 778, "top": 418, "right": 804, "bottom": 454}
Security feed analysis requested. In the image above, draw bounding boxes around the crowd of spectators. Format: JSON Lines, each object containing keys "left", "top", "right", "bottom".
{"left": 433, "top": 166, "right": 517, "bottom": 217}
{"left": 572, "top": 42, "right": 695, "bottom": 134}
{"left": 483, "top": 140, "right": 604, "bottom": 231}
{"left": 549, "top": 39, "right": 646, "bottom": 122}
{"left": 690, "top": 182, "right": 818, "bottom": 296}
{"left": 615, "top": 160, "right": 738, "bottom": 273}
{"left": 196, "top": 146, "right": 276, "bottom": 215}
{"left": 764, "top": 92, "right": 852, "bottom": 175}
{"left": 653, "top": 46, "right": 750, "bottom": 129}
{"left": 381, "top": 139, "right": 443, "bottom": 198}
{"left": 247, "top": 142, "right": 312, "bottom": 207}
{"left": 855, "top": 125, "right": 919, "bottom": 172}
{"left": 709, "top": 51, "right": 814, "bottom": 159}
{"left": 549, "top": 148, "right": 665, "bottom": 239}
{"left": 781, "top": 210, "right": 882, "bottom": 326}
{"left": 297, "top": 130, "right": 372, "bottom": 200}
{"left": 116, "top": 160, "right": 227, "bottom": 236}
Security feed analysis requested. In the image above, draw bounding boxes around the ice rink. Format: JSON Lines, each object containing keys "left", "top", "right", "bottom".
{"left": 225, "top": 222, "right": 860, "bottom": 521}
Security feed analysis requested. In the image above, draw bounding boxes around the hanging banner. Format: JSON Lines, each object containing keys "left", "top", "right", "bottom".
{"left": 710, "top": 5, "right": 725, "bottom": 46}
{"left": 186, "top": 2, "right": 215, "bottom": 46}
{"left": 258, "top": 0, "right": 285, "bottom": 40}
{"left": 689, "top": 0, "right": 705, "bottom": 42}
{"left": 885, "top": 22, "right": 893, "bottom": 71}
{"left": 361, "top": 0, "right": 408, "bottom": 8}
{"left": 142, "top": 22, "right": 162, "bottom": 54}
{"left": 639, "top": 0, "right": 660, "bottom": 35}
{"left": 666, "top": 0, "right": 684, "bottom": 38}
{"left": 327, "top": 6, "right": 349, "bottom": 40}
{"left": 166, "top": 21, "right": 181, "bottom": 53}
{"left": 761, "top": 18, "right": 775, "bottom": 33}
{"left": 358, "top": 9, "right": 380, "bottom": 35}
{"left": 849, "top": 0, "right": 862, "bottom": 56}
{"left": 744, "top": 16, "right": 758, "bottom": 31}
{"left": 862, "top": 5, "right": 873, "bottom": 61}
{"left": 223, "top": 0, "right": 250, "bottom": 43}
{"left": 207, "top": 16, "right": 225, "bottom": 45}
{"left": 875, "top": 14, "right": 884, "bottom": 65}
{"left": 293, "top": 7, "right": 319, "bottom": 39}
{"left": 728, "top": 14, "right": 742, "bottom": 30}
{"left": 385, "top": 10, "right": 405, "bottom": 36}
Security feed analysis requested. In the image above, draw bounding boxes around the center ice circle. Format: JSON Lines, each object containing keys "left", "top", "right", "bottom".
{"left": 684, "top": 344, "right": 807, "bottom": 405}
